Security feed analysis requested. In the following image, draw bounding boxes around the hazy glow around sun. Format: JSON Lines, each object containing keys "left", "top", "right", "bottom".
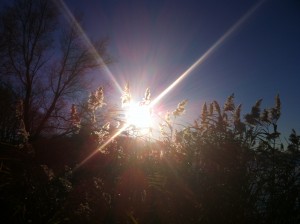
{"left": 125, "top": 101, "right": 153, "bottom": 129}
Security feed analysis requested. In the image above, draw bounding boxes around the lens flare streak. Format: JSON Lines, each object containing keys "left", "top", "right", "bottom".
{"left": 54, "top": 0, "right": 123, "bottom": 93}
{"left": 73, "top": 124, "right": 130, "bottom": 171}
{"left": 71, "top": 0, "right": 264, "bottom": 171}
{"left": 151, "top": 0, "right": 265, "bottom": 107}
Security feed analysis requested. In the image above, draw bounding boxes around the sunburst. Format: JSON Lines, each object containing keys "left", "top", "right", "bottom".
{"left": 125, "top": 101, "right": 153, "bottom": 130}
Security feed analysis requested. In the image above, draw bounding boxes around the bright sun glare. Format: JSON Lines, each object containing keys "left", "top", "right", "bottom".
{"left": 125, "top": 102, "right": 153, "bottom": 129}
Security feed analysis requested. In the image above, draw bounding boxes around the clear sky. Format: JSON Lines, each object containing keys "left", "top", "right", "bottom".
{"left": 63, "top": 0, "right": 300, "bottom": 138}
{"left": 3, "top": 0, "right": 300, "bottom": 138}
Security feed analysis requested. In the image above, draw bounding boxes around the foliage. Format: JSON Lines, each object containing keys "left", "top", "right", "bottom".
{"left": 1, "top": 89, "right": 300, "bottom": 223}
{"left": 0, "top": 0, "right": 111, "bottom": 139}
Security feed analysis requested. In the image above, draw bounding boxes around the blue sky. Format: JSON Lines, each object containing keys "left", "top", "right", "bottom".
{"left": 63, "top": 0, "right": 300, "bottom": 138}
{"left": 2, "top": 0, "right": 300, "bottom": 138}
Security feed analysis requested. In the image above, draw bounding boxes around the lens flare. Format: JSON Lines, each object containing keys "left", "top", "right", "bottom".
{"left": 72, "top": 0, "right": 265, "bottom": 170}
{"left": 150, "top": 0, "right": 265, "bottom": 107}
{"left": 53, "top": 0, "right": 123, "bottom": 93}
{"left": 73, "top": 124, "right": 129, "bottom": 171}
{"left": 125, "top": 101, "right": 153, "bottom": 129}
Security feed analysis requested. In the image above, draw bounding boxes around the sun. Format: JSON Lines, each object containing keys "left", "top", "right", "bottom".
{"left": 125, "top": 101, "right": 153, "bottom": 129}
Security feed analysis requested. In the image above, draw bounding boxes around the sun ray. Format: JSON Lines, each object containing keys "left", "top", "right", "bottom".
{"left": 73, "top": 124, "right": 130, "bottom": 171}
{"left": 150, "top": 0, "right": 265, "bottom": 108}
{"left": 125, "top": 101, "right": 153, "bottom": 128}
{"left": 71, "top": 0, "right": 265, "bottom": 171}
{"left": 53, "top": 0, "right": 123, "bottom": 93}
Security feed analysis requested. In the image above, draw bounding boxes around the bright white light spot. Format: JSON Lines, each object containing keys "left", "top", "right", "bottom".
{"left": 125, "top": 102, "right": 153, "bottom": 129}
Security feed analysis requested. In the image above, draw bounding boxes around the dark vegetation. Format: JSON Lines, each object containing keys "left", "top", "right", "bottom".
{"left": 1, "top": 0, "right": 300, "bottom": 223}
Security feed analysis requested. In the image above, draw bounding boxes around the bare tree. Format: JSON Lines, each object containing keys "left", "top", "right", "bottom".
{"left": 0, "top": 0, "right": 111, "bottom": 139}
{"left": 0, "top": 82, "right": 19, "bottom": 143}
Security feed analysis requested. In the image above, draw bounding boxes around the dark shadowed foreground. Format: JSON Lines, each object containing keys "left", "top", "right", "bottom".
{"left": 1, "top": 94, "right": 299, "bottom": 224}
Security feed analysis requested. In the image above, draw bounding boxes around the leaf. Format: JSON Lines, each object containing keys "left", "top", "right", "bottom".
{"left": 224, "top": 93, "right": 235, "bottom": 112}
{"left": 245, "top": 99, "right": 262, "bottom": 125}
{"left": 209, "top": 102, "right": 214, "bottom": 116}
{"left": 142, "top": 88, "right": 151, "bottom": 105}
{"left": 172, "top": 99, "right": 188, "bottom": 117}
{"left": 213, "top": 101, "right": 221, "bottom": 116}
{"left": 201, "top": 102, "right": 208, "bottom": 126}
{"left": 260, "top": 109, "right": 270, "bottom": 123}
{"left": 121, "top": 83, "right": 131, "bottom": 107}
{"left": 252, "top": 99, "right": 262, "bottom": 119}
